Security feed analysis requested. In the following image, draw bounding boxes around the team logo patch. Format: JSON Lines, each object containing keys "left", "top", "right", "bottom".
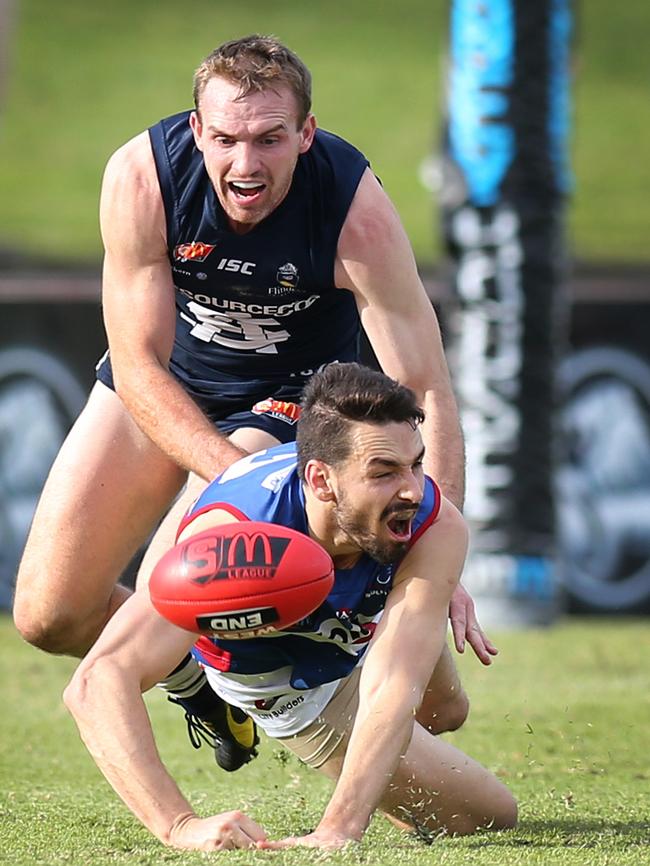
{"left": 276, "top": 262, "right": 299, "bottom": 289}
{"left": 174, "top": 241, "right": 216, "bottom": 262}
{"left": 251, "top": 398, "right": 301, "bottom": 425}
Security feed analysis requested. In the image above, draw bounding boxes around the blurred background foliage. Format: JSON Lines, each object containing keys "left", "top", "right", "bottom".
{"left": 0, "top": 0, "right": 647, "bottom": 266}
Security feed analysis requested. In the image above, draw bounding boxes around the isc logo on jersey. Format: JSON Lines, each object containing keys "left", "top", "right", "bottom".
{"left": 216, "top": 258, "right": 256, "bottom": 275}
{"left": 251, "top": 398, "right": 301, "bottom": 426}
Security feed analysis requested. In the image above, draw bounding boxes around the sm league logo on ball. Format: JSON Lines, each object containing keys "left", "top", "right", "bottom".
{"left": 149, "top": 521, "right": 334, "bottom": 638}
{"left": 183, "top": 529, "right": 291, "bottom": 584}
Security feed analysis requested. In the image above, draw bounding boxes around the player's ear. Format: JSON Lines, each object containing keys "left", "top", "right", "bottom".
{"left": 298, "top": 113, "right": 316, "bottom": 153}
{"left": 189, "top": 110, "right": 204, "bottom": 151}
{"left": 304, "top": 459, "right": 335, "bottom": 502}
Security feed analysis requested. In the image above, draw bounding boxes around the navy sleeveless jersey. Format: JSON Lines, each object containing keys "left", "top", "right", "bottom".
{"left": 180, "top": 443, "right": 441, "bottom": 691}
{"left": 147, "top": 112, "right": 368, "bottom": 400}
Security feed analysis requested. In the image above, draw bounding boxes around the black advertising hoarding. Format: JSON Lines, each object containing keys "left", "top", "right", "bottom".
{"left": 0, "top": 276, "right": 104, "bottom": 608}
{"left": 557, "top": 290, "right": 650, "bottom": 614}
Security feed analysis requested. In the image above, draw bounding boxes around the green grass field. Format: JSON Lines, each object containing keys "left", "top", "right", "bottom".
{"left": 0, "top": 0, "right": 648, "bottom": 265}
{"left": 2, "top": 613, "right": 649, "bottom": 865}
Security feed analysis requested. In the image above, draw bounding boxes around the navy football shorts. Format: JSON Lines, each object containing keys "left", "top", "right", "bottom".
{"left": 96, "top": 353, "right": 306, "bottom": 445}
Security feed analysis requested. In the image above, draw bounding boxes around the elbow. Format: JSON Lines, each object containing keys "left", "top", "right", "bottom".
{"left": 63, "top": 660, "right": 94, "bottom": 721}
{"left": 63, "top": 655, "right": 116, "bottom": 725}
{"left": 111, "top": 362, "right": 146, "bottom": 405}
{"left": 110, "top": 349, "right": 169, "bottom": 402}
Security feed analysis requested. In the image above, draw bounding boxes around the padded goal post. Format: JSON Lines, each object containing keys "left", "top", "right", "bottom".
{"left": 440, "top": 0, "right": 573, "bottom": 625}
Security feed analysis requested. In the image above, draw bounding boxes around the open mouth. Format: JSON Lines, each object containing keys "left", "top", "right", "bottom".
{"left": 385, "top": 513, "right": 415, "bottom": 541}
{"left": 228, "top": 180, "right": 266, "bottom": 201}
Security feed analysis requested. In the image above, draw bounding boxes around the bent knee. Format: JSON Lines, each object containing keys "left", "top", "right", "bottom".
{"left": 14, "top": 607, "right": 85, "bottom": 655}
{"left": 444, "top": 689, "right": 470, "bottom": 732}
{"left": 418, "top": 688, "right": 470, "bottom": 735}
{"left": 14, "top": 573, "right": 131, "bottom": 656}
{"left": 455, "top": 791, "right": 517, "bottom": 836}
{"left": 13, "top": 598, "right": 110, "bottom": 657}
{"left": 489, "top": 789, "right": 518, "bottom": 831}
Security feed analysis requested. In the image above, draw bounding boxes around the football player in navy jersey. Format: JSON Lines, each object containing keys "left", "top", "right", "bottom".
{"left": 15, "top": 36, "right": 494, "bottom": 772}
{"left": 64, "top": 364, "right": 516, "bottom": 852}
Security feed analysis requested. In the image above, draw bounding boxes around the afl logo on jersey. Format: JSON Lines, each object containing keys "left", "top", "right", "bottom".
{"left": 276, "top": 262, "right": 299, "bottom": 289}
{"left": 174, "top": 241, "right": 216, "bottom": 263}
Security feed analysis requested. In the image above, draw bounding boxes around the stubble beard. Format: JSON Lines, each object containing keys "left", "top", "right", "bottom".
{"left": 334, "top": 495, "right": 409, "bottom": 565}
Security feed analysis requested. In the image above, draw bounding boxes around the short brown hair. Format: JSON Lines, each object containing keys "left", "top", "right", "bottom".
{"left": 296, "top": 363, "right": 425, "bottom": 479}
{"left": 193, "top": 35, "right": 312, "bottom": 126}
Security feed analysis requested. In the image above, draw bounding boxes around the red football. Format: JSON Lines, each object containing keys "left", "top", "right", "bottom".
{"left": 149, "top": 521, "right": 335, "bottom": 638}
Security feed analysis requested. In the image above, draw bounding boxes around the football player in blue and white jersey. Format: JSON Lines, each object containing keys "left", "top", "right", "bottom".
{"left": 64, "top": 364, "right": 516, "bottom": 852}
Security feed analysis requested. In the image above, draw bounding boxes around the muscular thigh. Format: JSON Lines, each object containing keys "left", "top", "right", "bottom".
{"left": 278, "top": 645, "right": 464, "bottom": 777}
{"left": 228, "top": 426, "right": 281, "bottom": 454}
{"left": 15, "top": 383, "right": 187, "bottom": 619}
{"left": 277, "top": 668, "right": 361, "bottom": 777}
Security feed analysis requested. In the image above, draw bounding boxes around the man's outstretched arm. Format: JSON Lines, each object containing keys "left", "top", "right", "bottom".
{"left": 335, "top": 172, "right": 496, "bottom": 664}
{"left": 63, "top": 591, "right": 266, "bottom": 850}
{"left": 335, "top": 169, "right": 464, "bottom": 507}
{"left": 262, "top": 497, "right": 468, "bottom": 849}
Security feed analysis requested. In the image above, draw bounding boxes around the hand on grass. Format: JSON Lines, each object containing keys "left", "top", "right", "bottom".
{"left": 168, "top": 811, "right": 267, "bottom": 850}
{"left": 258, "top": 828, "right": 356, "bottom": 850}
